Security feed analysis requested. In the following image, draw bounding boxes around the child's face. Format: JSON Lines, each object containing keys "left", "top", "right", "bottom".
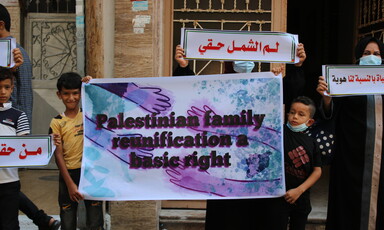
{"left": 0, "top": 79, "right": 13, "bottom": 106}
{"left": 57, "top": 87, "right": 81, "bottom": 110}
{"left": 287, "top": 102, "right": 314, "bottom": 127}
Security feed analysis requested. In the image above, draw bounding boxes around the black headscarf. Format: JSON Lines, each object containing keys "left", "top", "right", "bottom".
{"left": 354, "top": 36, "right": 384, "bottom": 63}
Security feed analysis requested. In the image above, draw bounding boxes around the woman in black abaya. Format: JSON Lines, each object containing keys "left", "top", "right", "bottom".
{"left": 317, "top": 36, "right": 384, "bottom": 230}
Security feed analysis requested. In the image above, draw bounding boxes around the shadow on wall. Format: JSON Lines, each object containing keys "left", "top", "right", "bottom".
{"left": 32, "top": 87, "right": 65, "bottom": 169}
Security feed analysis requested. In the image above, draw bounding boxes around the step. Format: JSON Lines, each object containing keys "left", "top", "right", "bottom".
{"left": 159, "top": 209, "right": 326, "bottom": 230}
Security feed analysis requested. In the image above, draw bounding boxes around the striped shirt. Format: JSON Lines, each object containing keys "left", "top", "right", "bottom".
{"left": 4, "top": 36, "right": 33, "bottom": 127}
{"left": 0, "top": 102, "right": 30, "bottom": 184}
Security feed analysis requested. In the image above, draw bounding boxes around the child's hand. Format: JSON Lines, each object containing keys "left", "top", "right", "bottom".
{"left": 175, "top": 45, "right": 189, "bottom": 68}
{"left": 52, "top": 134, "right": 62, "bottom": 146}
{"left": 271, "top": 64, "right": 285, "bottom": 76}
{"left": 68, "top": 182, "right": 84, "bottom": 202}
{"left": 11, "top": 48, "right": 23, "bottom": 71}
{"left": 82, "top": 75, "right": 93, "bottom": 83}
{"left": 294, "top": 43, "right": 306, "bottom": 67}
{"left": 317, "top": 76, "right": 329, "bottom": 97}
{"left": 284, "top": 188, "right": 303, "bottom": 204}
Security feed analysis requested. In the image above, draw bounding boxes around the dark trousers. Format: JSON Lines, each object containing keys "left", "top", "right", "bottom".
{"left": 0, "top": 181, "right": 20, "bottom": 230}
{"left": 19, "top": 191, "right": 52, "bottom": 229}
{"left": 265, "top": 195, "right": 312, "bottom": 230}
{"left": 205, "top": 198, "right": 268, "bottom": 230}
{"left": 59, "top": 168, "right": 104, "bottom": 230}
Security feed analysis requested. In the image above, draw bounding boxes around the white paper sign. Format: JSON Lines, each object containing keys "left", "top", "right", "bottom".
{"left": 0, "top": 38, "right": 16, "bottom": 68}
{"left": 181, "top": 28, "right": 299, "bottom": 63}
{"left": 323, "top": 65, "right": 384, "bottom": 96}
{"left": 0, "top": 135, "right": 55, "bottom": 167}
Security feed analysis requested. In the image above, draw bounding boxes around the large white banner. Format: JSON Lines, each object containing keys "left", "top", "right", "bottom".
{"left": 323, "top": 65, "right": 384, "bottom": 96}
{"left": 181, "top": 28, "right": 299, "bottom": 63}
{"left": 0, "top": 135, "right": 55, "bottom": 167}
{"left": 79, "top": 72, "right": 285, "bottom": 201}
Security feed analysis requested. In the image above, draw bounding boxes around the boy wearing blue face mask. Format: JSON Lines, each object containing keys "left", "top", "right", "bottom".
{"left": 265, "top": 96, "right": 322, "bottom": 230}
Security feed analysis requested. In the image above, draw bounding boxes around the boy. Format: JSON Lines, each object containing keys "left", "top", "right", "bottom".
{"left": 0, "top": 67, "right": 30, "bottom": 230}
{"left": 266, "top": 96, "right": 322, "bottom": 230}
{"left": 49, "top": 72, "right": 103, "bottom": 230}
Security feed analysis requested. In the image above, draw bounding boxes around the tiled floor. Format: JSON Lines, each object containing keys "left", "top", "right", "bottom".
{"left": 309, "top": 165, "right": 329, "bottom": 221}
{"left": 19, "top": 169, "right": 60, "bottom": 215}
{"left": 19, "top": 169, "right": 60, "bottom": 229}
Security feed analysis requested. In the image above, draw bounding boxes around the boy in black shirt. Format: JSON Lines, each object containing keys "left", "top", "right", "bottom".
{"left": 266, "top": 96, "right": 322, "bottom": 230}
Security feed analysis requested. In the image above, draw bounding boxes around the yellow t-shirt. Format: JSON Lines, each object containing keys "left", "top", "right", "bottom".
{"left": 50, "top": 110, "right": 83, "bottom": 169}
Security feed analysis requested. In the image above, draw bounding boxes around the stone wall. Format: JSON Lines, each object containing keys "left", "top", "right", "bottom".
{"left": 111, "top": 0, "right": 162, "bottom": 229}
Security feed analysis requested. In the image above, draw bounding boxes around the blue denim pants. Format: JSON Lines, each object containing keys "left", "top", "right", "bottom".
{"left": 59, "top": 169, "right": 104, "bottom": 230}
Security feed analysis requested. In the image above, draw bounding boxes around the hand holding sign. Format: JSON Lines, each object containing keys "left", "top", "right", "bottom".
{"left": 11, "top": 48, "right": 23, "bottom": 71}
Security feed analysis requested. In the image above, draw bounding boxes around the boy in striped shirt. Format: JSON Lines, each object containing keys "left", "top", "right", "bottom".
{"left": 0, "top": 67, "right": 30, "bottom": 230}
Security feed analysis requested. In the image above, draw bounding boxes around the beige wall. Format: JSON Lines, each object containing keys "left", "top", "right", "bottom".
{"left": 114, "top": 0, "right": 165, "bottom": 78}
{"left": 109, "top": 0, "right": 162, "bottom": 229}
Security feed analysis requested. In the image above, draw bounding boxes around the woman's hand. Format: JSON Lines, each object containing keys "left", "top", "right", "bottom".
{"left": 294, "top": 43, "right": 306, "bottom": 67}
{"left": 317, "top": 76, "right": 329, "bottom": 97}
{"left": 11, "top": 48, "right": 23, "bottom": 71}
{"left": 271, "top": 64, "right": 285, "bottom": 76}
{"left": 175, "top": 45, "right": 189, "bottom": 68}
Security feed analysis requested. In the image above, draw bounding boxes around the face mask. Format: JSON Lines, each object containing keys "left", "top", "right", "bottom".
{"left": 233, "top": 61, "right": 255, "bottom": 73}
{"left": 286, "top": 121, "right": 309, "bottom": 132}
{"left": 359, "top": 55, "right": 382, "bottom": 65}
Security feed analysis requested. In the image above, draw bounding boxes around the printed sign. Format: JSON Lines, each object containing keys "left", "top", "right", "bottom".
{"left": 181, "top": 28, "right": 299, "bottom": 63}
{"left": 0, "top": 38, "right": 16, "bottom": 68}
{"left": 0, "top": 135, "right": 55, "bottom": 167}
{"left": 79, "top": 72, "right": 285, "bottom": 201}
{"left": 323, "top": 65, "right": 384, "bottom": 96}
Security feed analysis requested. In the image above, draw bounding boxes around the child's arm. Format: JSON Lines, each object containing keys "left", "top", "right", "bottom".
{"left": 53, "top": 134, "right": 84, "bottom": 202}
{"left": 284, "top": 166, "right": 322, "bottom": 204}
{"left": 82, "top": 75, "right": 92, "bottom": 83}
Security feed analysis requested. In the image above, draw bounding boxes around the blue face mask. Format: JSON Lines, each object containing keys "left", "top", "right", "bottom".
{"left": 359, "top": 55, "right": 382, "bottom": 65}
{"left": 286, "top": 122, "right": 309, "bottom": 132}
{"left": 233, "top": 61, "right": 255, "bottom": 73}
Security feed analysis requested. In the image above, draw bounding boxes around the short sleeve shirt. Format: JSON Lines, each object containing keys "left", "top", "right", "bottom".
{"left": 49, "top": 110, "right": 83, "bottom": 169}
{"left": 0, "top": 102, "right": 30, "bottom": 184}
{"left": 284, "top": 126, "right": 322, "bottom": 192}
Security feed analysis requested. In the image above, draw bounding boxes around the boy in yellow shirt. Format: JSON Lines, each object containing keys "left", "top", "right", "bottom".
{"left": 50, "top": 72, "right": 103, "bottom": 230}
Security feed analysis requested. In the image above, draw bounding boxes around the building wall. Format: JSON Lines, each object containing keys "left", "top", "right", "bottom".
{"left": 114, "top": 0, "right": 162, "bottom": 77}
{"left": 110, "top": 0, "right": 162, "bottom": 229}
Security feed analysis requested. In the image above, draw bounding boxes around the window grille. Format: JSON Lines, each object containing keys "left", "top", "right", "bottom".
{"left": 358, "top": 0, "right": 384, "bottom": 41}
{"left": 21, "top": 0, "right": 75, "bottom": 13}
{"left": 173, "top": 0, "right": 273, "bottom": 74}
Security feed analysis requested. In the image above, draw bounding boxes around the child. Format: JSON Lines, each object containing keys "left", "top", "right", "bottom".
{"left": 266, "top": 96, "right": 322, "bottom": 230}
{"left": 0, "top": 67, "right": 30, "bottom": 229}
{"left": 49, "top": 72, "right": 103, "bottom": 230}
